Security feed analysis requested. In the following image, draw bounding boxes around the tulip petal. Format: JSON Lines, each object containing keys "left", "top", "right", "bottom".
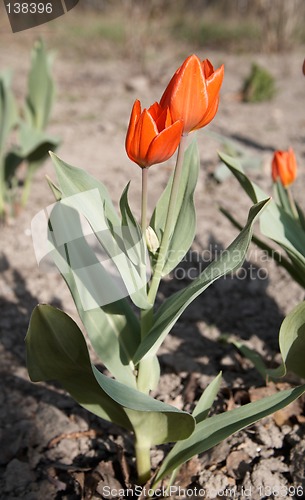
{"left": 272, "top": 149, "right": 297, "bottom": 187}
{"left": 206, "top": 64, "right": 224, "bottom": 102}
{"left": 146, "top": 120, "right": 183, "bottom": 166}
{"left": 149, "top": 102, "right": 172, "bottom": 132}
{"left": 125, "top": 99, "right": 141, "bottom": 155}
{"left": 160, "top": 55, "right": 209, "bottom": 133}
{"left": 135, "top": 110, "right": 159, "bottom": 161}
{"left": 194, "top": 64, "right": 224, "bottom": 130}
{"left": 287, "top": 148, "right": 297, "bottom": 184}
{"left": 128, "top": 109, "right": 158, "bottom": 166}
{"left": 148, "top": 102, "right": 162, "bottom": 122}
{"left": 159, "top": 66, "right": 182, "bottom": 110}
{"left": 194, "top": 97, "right": 220, "bottom": 130}
{"left": 202, "top": 59, "right": 214, "bottom": 78}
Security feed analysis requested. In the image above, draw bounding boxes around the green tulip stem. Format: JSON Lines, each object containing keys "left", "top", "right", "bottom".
{"left": 137, "top": 138, "right": 187, "bottom": 392}
{"left": 0, "top": 154, "right": 5, "bottom": 218}
{"left": 148, "top": 134, "right": 188, "bottom": 305}
{"left": 141, "top": 167, "right": 149, "bottom": 235}
{"left": 21, "top": 164, "right": 36, "bottom": 207}
{"left": 135, "top": 441, "right": 151, "bottom": 485}
{"left": 140, "top": 166, "right": 151, "bottom": 339}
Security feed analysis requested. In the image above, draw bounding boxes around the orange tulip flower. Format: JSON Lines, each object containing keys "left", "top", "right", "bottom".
{"left": 125, "top": 99, "right": 183, "bottom": 168}
{"left": 272, "top": 148, "right": 297, "bottom": 187}
{"left": 159, "top": 54, "right": 224, "bottom": 134}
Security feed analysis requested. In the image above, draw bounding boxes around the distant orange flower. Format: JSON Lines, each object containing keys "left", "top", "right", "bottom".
{"left": 125, "top": 100, "right": 183, "bottom": 168}
{"left": 160, "top": 54, "right": 224, "bottom": 134}
{"left": 272, "top": 148, "right": 297, "bottom": 187}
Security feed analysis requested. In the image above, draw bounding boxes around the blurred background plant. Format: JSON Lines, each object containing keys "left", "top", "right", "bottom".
{"left": 0, "top": 39, "right": 59, "bottom": 222}
{"left": 241, "top": 63, "right": 276, "bottom": 103}
{"left": 1, "top": 0, "right": 303, "bottom": 62}
{"left": 41, "top": 0, "right": 305, "bottom": 66}
{"left": 220, "top": 150, "right": 305, "bottom": 289}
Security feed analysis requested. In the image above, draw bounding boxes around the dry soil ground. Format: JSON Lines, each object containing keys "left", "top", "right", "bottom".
{"left": 1, "top": 11, "right": 305, "bottom": 500}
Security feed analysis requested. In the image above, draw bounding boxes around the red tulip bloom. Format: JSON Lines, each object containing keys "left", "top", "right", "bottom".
{"left": 272, "top": 148, "right": 297, "bottom": 187}
{"left": 160, "top": 54, "right": 224, "bottom": 134}
{"left": 125, "top": 100, "right": 183, "bottom": 168}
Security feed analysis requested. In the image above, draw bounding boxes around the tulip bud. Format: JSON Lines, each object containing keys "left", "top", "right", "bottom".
{"left": 272, "top": 148, "right": 297, "bottom": 187}
{"left": 146, "top": 226, "right": 159, "bottom": 254}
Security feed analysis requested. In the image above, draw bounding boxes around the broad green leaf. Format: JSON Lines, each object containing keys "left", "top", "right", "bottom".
{"left": 220, "top": 206, "right": 305, "bottom": 288}
{"left": 154, "top": 383, "right": 305, "bottom": 484}
{"left": 268, "top": 301, "right": 305, "bottom": 379}
{"left": 47, "top": 202, "right": 140, "bottom": 388}
{"left": 18, "top": 121, "right": 60, "bottom": 161}
{"left": 133, "top": 199, "right": 270, "bottom": 364}
{"left": 26, "top": 304, "right": 132, "bottom": 429}
{"left": 219, "top": 152, "right": 258, "bottom": 203}
{"left": 192, "top": 372, "right": 222, "bottom": 423}
{"left": 220, "top": 152, "right": 305, "bottom": 284}
{"left": 120, "top": 183, "right": 146, "bottom": 267}
{"left": 92, "top": 366, "right": 195, "bottom": 446}
{"left": 51, "top": 153, "right": 150, "bottom": 309}
{"left": 26, "top": 305, "right": 195, "bottom": 447}
{"left": 274, "top": 180, "right": 292, "bottom": 216}
{"left": 296, "top": 202, "right": 305, "bottom": 232}
{"left": 0, "top": 71, "right": 18, "bottom": 153}
{"left": 25, "top": 40, "right": 55, "bottom": 131}
{"left": 260, "top": 205, "right": 305, "bottom": 266}
{"left": 119, "top": 183, "right": 149, "bottom": 307}
{"left": 136, "top": 355, "right": 161, "bottom": 393}
{"left": 165, "top": 372, "right": 223, "bottom": 486}
{"left": 46, "top": 175, "right": 62, "bottom": 201}
{"left": 50, "top": 152, "right": 119, "bottom": 228}
{"left": 150, "top": 139, "right": 199, "bottom": 276}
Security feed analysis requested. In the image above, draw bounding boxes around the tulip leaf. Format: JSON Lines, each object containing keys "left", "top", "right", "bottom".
{"left": 92, "top": 366, "right": 195, "bottom": 446}
{"left": 219, "top": 152, "right": 305, "bottom": 285}
{"left": 26, "top": 304, "right": 132, "bottom": 429}
{"left": 46, "top": 175, "right": 62, "bottom": 201}
{"left": 51, "top": 153, "right": 150, "bottom": 310}
{"left": 18, "top": 121, "right": 60, "bottom": 161}
{"left": 133, "top": 199, "right": 270, "bottom": 364}
{"left": 0, "top": 71, "right": 18, "bottom": 153}
{"left": 151, "top": 138, "right": 199, "bottom": 276}
{"left": 50, "top": 152, "right": 119, "bottom": 229}
{"left": 272, "top": 301, "right": 305, "bottom": 378}
{"left": 24, "top": 39, "right": 55, "bottom": 131}
{"left": 46, "top": 201, "right": 140, "bottom": 388}
{"left": 26, "top": 305, "right": 195, "bottom": 447}
{"left": 192, "top": 372, "right": 222, "bottom": 423}
{"left": 153, "top": 383, "right": 305, "bottom": 484}
{"left": 219, "top": 206, "right": 305, "bottom": 288}
{"left": 119, "top": 183, "right": 150, "bottom": 308}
